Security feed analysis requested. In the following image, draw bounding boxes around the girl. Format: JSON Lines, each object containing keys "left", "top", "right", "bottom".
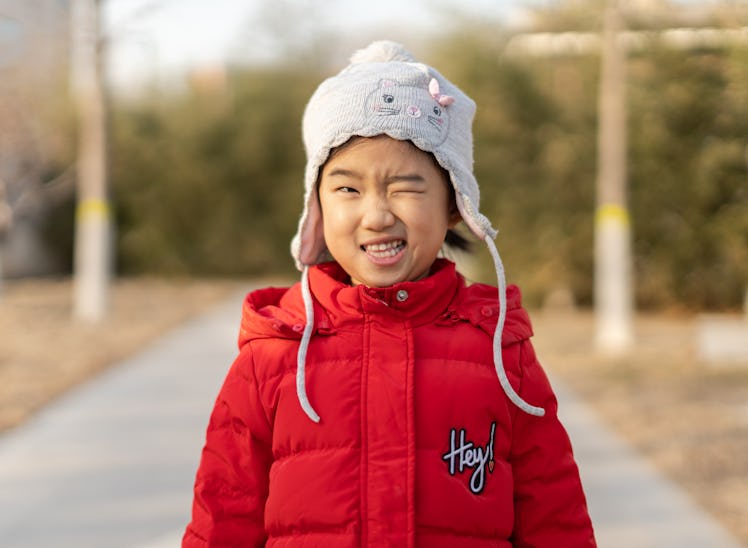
{"left": 184, "top": 41, "right": 596, "bottom": 547}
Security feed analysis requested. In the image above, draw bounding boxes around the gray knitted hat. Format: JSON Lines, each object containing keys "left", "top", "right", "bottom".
{"left": 291, "top": 40, "right": 496, "bottom": 270}
{"left": 291, "top": 41, "right": 545, "bottom": 422}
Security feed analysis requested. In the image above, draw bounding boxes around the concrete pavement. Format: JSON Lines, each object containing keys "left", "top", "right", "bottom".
{"left": 553, "top": 378, "right": 743, "bottom": 547}
{"left": 0, "top": 293, "right": 243, "bottom": 548}
{"left": 0, "top": 292, "right": 743, "bottom": 547}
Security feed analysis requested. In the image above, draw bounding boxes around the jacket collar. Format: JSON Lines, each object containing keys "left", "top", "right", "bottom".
{"left": 308, "top": 259, "right": 462, "bottom": 328}
{"left": 240, "top": 259, "right": 532, "bottom": 347}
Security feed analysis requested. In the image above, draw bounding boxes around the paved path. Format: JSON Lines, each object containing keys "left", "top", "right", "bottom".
{"left": 0, "top": 293, "right": 743, "bottom": 547}
{"left": 553, "top": 378, "right": 743, "bottom": 547}
{"left": 0, "top": 294, "right": 243, "bottom": 548}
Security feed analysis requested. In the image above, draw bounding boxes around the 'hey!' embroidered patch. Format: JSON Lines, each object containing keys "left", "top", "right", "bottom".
{"left": 442, "top": 422, "right": 496, "bottom": 494}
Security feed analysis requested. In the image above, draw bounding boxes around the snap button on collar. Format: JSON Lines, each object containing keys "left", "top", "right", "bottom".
{"left": 396, "top": 289, "right": 409, "bottom": 302}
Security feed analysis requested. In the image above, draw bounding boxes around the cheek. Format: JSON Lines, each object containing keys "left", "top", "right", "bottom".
{"left": 324, "top": 207, "right": 349, "bottom": 227}
{"left": 414, "top": 195, "right": 451, "bottom": 227}
{"left": 320, "top": 199, "right": 354, "bottom": 237}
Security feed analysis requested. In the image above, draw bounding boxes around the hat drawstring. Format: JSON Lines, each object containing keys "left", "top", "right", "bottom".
{"left": 297, "top": 266, "right": 321, "bottom": 423}
{"left": 484, "top": 235, "right": 546, "bottom": 417}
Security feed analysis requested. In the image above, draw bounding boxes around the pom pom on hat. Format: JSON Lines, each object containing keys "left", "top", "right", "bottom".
{"left": 349, "top": 40, "right": 417, "bottom": 64}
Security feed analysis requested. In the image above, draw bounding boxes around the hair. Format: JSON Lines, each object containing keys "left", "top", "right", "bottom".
{"left": 445, "top": 226, "right": 471, "bottom": 252}
{"left": 317, "top": 136, "right": 472, "bottom": 252}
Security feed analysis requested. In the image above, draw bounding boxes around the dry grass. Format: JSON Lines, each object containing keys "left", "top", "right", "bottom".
{"left": 0, "top": 277, "right": 247, "bottom": 431}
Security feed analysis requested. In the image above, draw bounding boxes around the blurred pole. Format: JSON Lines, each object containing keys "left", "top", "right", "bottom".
{"left": 0, "top": 179, "right": 10, "bottom": 296}
{"left": 71, "top": 0, "right": 111, "bottom": 322}
{"left": 595, "top": 0, "right": 634, "bottom": 353}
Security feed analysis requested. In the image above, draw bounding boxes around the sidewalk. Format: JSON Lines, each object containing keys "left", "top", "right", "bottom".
{"left": 553, "top": 377, "right": 743, "bottom": 547}
{"left": 0, "top": 293, "right": 743, "bottom": 548}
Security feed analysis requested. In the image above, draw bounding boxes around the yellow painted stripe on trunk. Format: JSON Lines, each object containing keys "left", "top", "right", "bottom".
{"left": 76, "top": 199, "right": 110, "bottom": 221}
{"left": 596, "top": 203, "right": 630, "bottom": 226}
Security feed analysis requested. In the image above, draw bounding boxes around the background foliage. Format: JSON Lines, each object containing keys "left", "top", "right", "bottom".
{"left": 47, "top": 13, "right": 748, "bottom": 311}
{"left": 110, "top": 69, "right": 318, "bottom": 277}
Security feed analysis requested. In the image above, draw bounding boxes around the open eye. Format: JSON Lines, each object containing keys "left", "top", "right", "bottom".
{"left": 336, "top": 186, "right": 358, "bottom": 194}
{"left": 433, "top": 106, "right": 442, "bottom": 116}
{"left": 383, "top": 94, "right": 394, "bottom": 104}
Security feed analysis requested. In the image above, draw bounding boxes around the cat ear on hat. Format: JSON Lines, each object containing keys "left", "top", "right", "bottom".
{"left": 429, "top": 78, "right": 455, "bottom": 107}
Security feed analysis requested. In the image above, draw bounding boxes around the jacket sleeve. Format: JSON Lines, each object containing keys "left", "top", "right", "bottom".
{"left": 508, "top": 339, "right": 596, "bottom": 547}
{"left": 183, "top": 344, "right": 273, "bottom": 548}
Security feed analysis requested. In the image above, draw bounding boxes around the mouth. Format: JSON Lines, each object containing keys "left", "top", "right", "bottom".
{"left": 427, "top": 115, "right": 444, "bottom": 130}
{"left": 361, "top": 239, "right": 406, "bottom": 259}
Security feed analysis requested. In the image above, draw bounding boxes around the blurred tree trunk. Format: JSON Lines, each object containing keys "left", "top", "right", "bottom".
{"left": 0, "top": 178, "right": 10, "bottom": 295}
{"left": 594, "top": 0, "right": 633, "bottom": 353}
{"left": 71, "top": 0, "right": 111, "bottom": 322}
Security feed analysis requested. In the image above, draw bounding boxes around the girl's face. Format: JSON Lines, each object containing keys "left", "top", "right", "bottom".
{"left": 318, "top": 135, "right": 458, "bottom": 288}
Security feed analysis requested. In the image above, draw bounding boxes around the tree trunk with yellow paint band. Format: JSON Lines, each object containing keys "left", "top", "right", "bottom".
{"left": 595, "top": 0, "right": 633, "bottom": 353}
{"left": 71, "top": 0, "right": 111, "bottom": 322}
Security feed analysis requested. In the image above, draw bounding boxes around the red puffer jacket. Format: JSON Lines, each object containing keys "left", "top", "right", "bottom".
{"left": 184, "top": 259, "right": 595, "bottom": 547}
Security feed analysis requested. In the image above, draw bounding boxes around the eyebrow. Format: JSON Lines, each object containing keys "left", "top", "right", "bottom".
{"left": 388, "top": 174, "right": 426, "bottom": 184}
{"left": 325, "top": 168, "right": 361, "bottom": 179}
{"left": 325, "top": 168, "right": 426, "bottom": 184}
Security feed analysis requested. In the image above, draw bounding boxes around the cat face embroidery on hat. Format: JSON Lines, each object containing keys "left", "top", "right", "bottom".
{"left": 365, "top": 78, "right": 451, "bottom": 145}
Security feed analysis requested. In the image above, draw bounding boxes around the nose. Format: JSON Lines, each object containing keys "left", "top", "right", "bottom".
{"left": 360, "top": 195, "right": 396, "bottom": 231}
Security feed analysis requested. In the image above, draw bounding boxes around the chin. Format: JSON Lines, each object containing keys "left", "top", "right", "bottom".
{"left": 354, "top": 271, "right": 408, "bottom": 288}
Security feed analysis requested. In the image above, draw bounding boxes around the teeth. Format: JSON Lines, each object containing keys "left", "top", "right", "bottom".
{"left": 363, "top": 240, "right": 405, "bottom": 257}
